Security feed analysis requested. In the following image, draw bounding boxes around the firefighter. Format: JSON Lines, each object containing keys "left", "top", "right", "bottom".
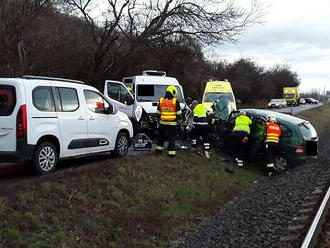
{"left": 190, "top": 100, "right": 210, "bottom": 158}
{"left": 156, "top": 86, "right": 182, "bottom": 157}
{"left": 265, "top": 114, "right": 281, "bottom": 176}
{"left": 232, "top": 111, "right": 252, "bottom": 167}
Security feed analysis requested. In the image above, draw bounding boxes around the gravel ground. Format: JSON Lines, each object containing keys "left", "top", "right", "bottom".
{"left": 173, "top": 129, "right": 330, "bottom": 248}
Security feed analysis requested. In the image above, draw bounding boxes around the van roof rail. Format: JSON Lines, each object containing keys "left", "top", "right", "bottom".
{"left": 142, "top": 70, "right": 166, "bottom": 77}
{"left": 21, "top": 75, "right": 85, "bottom": 84}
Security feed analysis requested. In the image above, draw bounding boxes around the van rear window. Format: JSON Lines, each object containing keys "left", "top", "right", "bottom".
{"left": 0, "top": 85, "right": 16, "bottom": 116}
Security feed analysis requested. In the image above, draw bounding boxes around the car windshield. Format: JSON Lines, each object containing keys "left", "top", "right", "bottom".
{"left": 136, "top": 85, "right": 183, "bottom": 102}
{"left": 270, "top": 99, "right": 280, "bottom": 103}
{"left": 298, "top": 121, "right": 318, "bottom": 140}
{"left": 204, "top": 92, "right": 234, "bottom": 103}
{"left": 284, "top": 94, "right": 295, "bottom": 98}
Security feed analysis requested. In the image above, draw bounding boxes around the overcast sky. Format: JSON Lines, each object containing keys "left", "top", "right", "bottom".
{"left": 212, "top": 0, "right": 330, "bottom": 93}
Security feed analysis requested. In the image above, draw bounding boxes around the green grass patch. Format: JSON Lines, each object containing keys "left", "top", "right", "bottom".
{"left": 297, "top": 104, "right": 330, "bottom": 134}
{"left": 0, "top": 104, "right": 328, "bottom": 248}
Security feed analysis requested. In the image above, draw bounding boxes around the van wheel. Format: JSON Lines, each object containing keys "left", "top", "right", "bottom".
{"left": 32, "top": 142, "right": 58, "bottom": 175}
{"left": 112, "top": 132, "right": 129, "bottom": 157}
{"left": 274, "top": 154, "right": 289, "bottom": 173}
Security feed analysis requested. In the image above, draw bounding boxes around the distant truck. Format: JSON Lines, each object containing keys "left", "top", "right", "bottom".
{"left": 202, "top": 80, "right": 237, "bottom": 113}
{"left": 283, "top": 87, "right": 300, "bottom": 106}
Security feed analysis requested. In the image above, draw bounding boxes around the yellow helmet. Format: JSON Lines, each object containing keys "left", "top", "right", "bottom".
{"left": 166, "top": 85, "right": 178, "bottom": 97}
{"left": 127, "top": 87, "right": 133, "bottom": 93}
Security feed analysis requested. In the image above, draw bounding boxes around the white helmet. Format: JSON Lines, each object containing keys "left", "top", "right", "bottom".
{"left": 266, "top": 114, "right": 276, "bottom": 123}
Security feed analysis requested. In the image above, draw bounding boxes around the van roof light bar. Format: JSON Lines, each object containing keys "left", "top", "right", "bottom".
{"left": 21, "top": 75, "right": 85, "bottom": 84}
{"left": 142, "top": 70, "right": 166, "bottom": 77}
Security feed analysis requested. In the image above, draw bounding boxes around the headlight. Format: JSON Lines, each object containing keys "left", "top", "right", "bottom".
{"left": 134, "top": 105, "right": 143, "bottom": 122}
{"left": 268, "top": 103, "right": 271, "bottom": 106}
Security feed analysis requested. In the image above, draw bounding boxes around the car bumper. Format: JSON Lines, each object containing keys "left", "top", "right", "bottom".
{"left": 288, "top": 154, "right": 318, "bottom": 166}
{"left": 0, "top": 138, "right": 35, "bottom": 163}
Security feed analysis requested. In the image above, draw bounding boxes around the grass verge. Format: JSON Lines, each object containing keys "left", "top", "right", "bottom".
{"left": 0, "top": 104, "right": 328, "bottom": 248}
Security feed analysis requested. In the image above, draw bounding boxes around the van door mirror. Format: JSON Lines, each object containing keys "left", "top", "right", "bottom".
{"left": 124, "top": 94, "right": 134, "bottom": 106}
{"left": 105, "top": 104, "right": 114, "bottom": 114}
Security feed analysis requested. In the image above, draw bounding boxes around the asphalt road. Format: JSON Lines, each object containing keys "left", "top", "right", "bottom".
{"left": 267, "top": 102, "right": 323, "bottom": 115}
{"left": 0, "top": 103, "right": 324, "bottom": 179}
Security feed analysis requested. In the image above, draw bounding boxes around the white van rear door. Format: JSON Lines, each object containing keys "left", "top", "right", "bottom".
{"left": 0, "top": 82, "right": 20, "bottom": 152}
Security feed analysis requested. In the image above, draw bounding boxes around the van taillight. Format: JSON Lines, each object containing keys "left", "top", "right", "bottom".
{"left": 296, "top": 145, "right": 304, "bottom": 155}
{"left": 16, "top": 105, "right": 27, "bottom": 138}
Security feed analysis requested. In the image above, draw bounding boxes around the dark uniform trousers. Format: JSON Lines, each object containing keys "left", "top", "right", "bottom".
{"left": 157, "top": 124, "right": 176, "bottom": 153}
{"left": 233, "top": 130, "right": 248, "bottom": 161}
{"left": 265, "top": 142, "right": 279, "bottom": 173}
{"left": 191, "top": 125, "right": 210, "bottom": 150}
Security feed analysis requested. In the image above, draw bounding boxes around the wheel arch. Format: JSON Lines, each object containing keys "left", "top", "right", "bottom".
{"left": 36, "top": 135, "right": 61, "bottom": 156}
{"left": 118, "top": 128, "right": 131, "bottom": 146}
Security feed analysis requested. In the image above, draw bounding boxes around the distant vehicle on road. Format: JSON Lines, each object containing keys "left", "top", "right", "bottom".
{"left": 218, "top": 109, "right": 318, "bottom": 172}
{"left": 305, "top": 98, "right": 319, "bottom": 104}
{"left": 299, "top": 98, "right": 306, "bottom": 104}
{"left": 0, "top": 76, "right": 133, "bottom": 175}
{"left": 268, "top": 99, "right": 287, "bottom": 109}
{"left": 283, "top": 87, "right": 300, "bottom": 106}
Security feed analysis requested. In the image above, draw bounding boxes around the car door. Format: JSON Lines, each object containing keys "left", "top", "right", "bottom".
{"left": 106, "top": 81, "right": 134, "bottom": 118}
{"left": 83, "top": 89, "right": 118, "bottom": 152}
{"left": 53, "top": 86, "right": 89, "bottom": 157}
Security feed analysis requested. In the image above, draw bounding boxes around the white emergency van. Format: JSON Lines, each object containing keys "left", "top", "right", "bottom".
{"left": 104, "top": 70, "right": 188, "bottom": 132}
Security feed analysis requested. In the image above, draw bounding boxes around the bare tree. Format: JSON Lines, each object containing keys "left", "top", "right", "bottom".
{"left": 59, "top": 0, "right": 264, "bottom": 85}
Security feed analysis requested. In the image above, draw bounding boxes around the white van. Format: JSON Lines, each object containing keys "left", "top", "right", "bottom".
{"left": 0, "top": 76, "right": 133, "bottom": 174}
{"left": 104, "top": 70, "right": 187, "bottom": 132}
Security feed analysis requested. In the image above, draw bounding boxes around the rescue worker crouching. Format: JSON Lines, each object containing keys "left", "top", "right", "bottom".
{"left": 232, "top": 111, "right": 252, "bottom": 167}
{"left": 190, "top": 100, "right": 210, "bottom": 158}
{"left": 265, "top": 114, "right": 281, "bottom": 176}
{"left": 156, "top": 85, "right": 182, "bottom": 157}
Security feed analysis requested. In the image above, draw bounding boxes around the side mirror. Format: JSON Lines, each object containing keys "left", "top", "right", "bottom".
{"left": 105, "top": 104, "right": 114, "bottom": 114}
{"left": 125, "top": 94, "right": 134, "bottom": 105}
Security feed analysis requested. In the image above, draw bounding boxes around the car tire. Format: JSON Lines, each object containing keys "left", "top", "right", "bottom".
{"left": 32, "top": 141, "right": 58, "bottom": 175}
{"left": 274, "top": 154, "right": 289, "bottom": 173}
{"left": 112, "top": 132, "right": 129, "bottom": 157}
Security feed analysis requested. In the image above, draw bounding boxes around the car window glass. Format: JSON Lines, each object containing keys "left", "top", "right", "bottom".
{"left": 119, "top": 85, "right": 130, "bottom": 104}
{"left": 0, "top": 85, "right": 16, "bottom": 116}
{"left": 84, "top": 90, "right": 110, "bottom": 114}
{"left": 298, "top": 122, "right": 317, "bottom": 140}
{"left": 136, "top": 85, "right": 183, "bottom": 102}
{"left": 279, "top": 124, "right": 291, "bottom": 137}
{"left": 107, "top": 83, "right": 120, "bottom": 101}
{"left": 32, "top": 87, "right": 55, "bottom": 112}
{"left": 57, "top": 87, "right": 79, "bottom": 112}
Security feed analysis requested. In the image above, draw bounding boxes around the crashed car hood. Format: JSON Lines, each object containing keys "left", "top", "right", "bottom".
{"left": 213, "top": 98, "right": 232, "bottom": 120}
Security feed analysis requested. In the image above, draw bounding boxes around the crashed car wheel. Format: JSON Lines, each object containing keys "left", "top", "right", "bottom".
{"left": 274, "top": 154, "right": 289, "bottom": 173}
{"left": 112, "top": 132, "right": 129, "bottom": 157}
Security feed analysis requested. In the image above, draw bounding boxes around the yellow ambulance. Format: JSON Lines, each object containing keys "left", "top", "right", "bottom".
{"left": 202, "top": 80, "right": 237, "bottom": 111}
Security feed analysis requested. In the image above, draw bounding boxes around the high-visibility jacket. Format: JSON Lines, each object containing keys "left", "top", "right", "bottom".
{"left": 193, "top": 104, "right": 208, "bottom": 125}
{"left": 157, "top": 97, "right": 182, "bottom": 125}
{"left": 233, "top": 115, "right": 252, "bottom": 134}
{"left": 265, "top": 122, "right": 281, "bottom": 143}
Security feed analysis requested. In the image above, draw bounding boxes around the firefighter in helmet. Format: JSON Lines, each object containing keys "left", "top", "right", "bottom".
{"left": 232, "top": 111, "right": 252, "bottom": 167}
{"left": 265, "top": 114, "right": 281, "bottom": 176}
{"left": 190, "top": 100, "right": 210, "bottom": 158}
{"left": 156, "top": 86, "right": 182, "bottom": 157}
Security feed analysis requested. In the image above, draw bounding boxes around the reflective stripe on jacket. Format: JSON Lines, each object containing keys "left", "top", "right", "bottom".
{"left": 265, "top": 122, "right": 281, "bottom": 143}
{"left": 158, "top": 97, "right": 180, "bottom": 125}
{"left": 193, "top": 104, "right": 208, "bottom": 125}
{"left": 233, "top": 115, "right": 252, "bottom": 134}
